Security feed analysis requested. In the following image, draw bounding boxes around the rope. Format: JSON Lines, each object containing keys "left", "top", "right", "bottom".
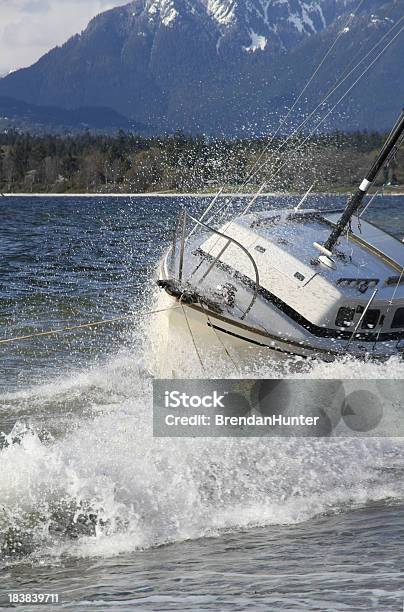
{"left": 0, "top": 305, "right": 180, "bottom": 346}
{"left": 199, "top": 300, "right": 241, "bottom": 374}
{"left": 180, "top": 301, "right": 206, "bottom": 372}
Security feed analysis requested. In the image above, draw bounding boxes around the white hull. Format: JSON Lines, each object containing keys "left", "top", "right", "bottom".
{"left": 152, "top": 102, "right": 404, "bottom": 375}
{"left": 154, "top": 200, "right": 404, "bottom": 374}
{"left": 151, "top": 290, "right": 334, "bottom": 378}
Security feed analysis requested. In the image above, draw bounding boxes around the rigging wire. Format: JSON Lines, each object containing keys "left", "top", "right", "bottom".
{"left": 244, "top": 20, "right": 404, "bottom": 202}
{"left": 209, "top": 19, "right": 404, "bottom": 251}
{"left": 241, "top": 0, "right": 367, "bottom": 188}
{"left": 196, "top": 2, "right": 368, "bottom": 229}
{"left": 187, "top": 19, "right": 404, "bottom": 298}
{"left": 180, "top": 301, "right": 206, "bottom": 372}
{"left": 0, "top": 305, "right": 181, "bottom": 346}
{"left": 245, "top": 15, "right": 404, "bottom": 192}
{"left": 345, "top": 288, "right": 379, "bottom": 351}
{"left": 199, "top": 301, "right": 241, "bottom": 374}
{"left": 359, "top": 190, "right": 382, "bottom": 218}
{"left": 200, "top": 12, "right": 404, "bottom": 234}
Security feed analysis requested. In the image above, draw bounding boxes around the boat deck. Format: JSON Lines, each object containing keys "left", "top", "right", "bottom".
{"left": 235, "top": 210, "right": 404, "bottom": 301}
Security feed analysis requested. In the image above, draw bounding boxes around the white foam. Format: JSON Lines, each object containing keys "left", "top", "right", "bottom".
{"left": 2, "top": 323, "right": 404, "bottom": 561}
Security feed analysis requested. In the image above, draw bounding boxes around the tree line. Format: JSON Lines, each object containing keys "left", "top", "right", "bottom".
{"left": 0, "top": 129, "right": 402, "bottom": 193}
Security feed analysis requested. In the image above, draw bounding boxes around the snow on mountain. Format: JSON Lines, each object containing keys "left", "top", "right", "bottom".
{"left": 205, "top": 0, "right": 236, "bottom": 26}
{"left": 0, "top": 0, "right": 402, "bottom": 134}
{"left": 194, "top": 0, "right": 358, "bottom": 53}
{"left": 147, "top": 0, "right": 178, "bottom": 27}
{"left": 141, "top": 0, "right": 357, "bottom": 52}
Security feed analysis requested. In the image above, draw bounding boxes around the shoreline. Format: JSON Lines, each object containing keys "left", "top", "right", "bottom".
{"left": 2, "top": 192, "right": 284, "bottom": 198}
{"left": 2, "top": 191, "right": 404, "bottom": 198}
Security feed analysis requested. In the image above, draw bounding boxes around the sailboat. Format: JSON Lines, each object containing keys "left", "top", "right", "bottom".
{"left": 156, "top": 110, "right": 404, "bottom": 364}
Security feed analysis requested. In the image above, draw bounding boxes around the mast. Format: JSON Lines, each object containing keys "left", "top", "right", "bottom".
{"left": 323, "top": 108, "right": 404, "bottom": 254}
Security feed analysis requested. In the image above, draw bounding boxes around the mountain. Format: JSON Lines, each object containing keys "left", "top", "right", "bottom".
{"left": 0, "top": 96, "right": 147, "bottom": 134}
{"left": 0, "top": 0, "right": 403, "bottom": 135}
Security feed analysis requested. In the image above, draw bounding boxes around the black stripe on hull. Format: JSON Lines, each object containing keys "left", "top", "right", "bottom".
{"left": 196, "top": 249, "right": 404, "bottom": 344}
{"left": 207, "top": 322, "right": 310, "bottom": 359}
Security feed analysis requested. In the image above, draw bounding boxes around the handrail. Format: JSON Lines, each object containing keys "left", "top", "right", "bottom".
{"left": 187, "top": 188, "right": 224, "bottom": 241}
{"left": 171, "top": 210, "right": 182, "bottom": 263}
{"left": 178, "top": 210, "right": 187, "bottom": 282}
{"left": 183, "top": 210, "right": 260, "bottom": 320}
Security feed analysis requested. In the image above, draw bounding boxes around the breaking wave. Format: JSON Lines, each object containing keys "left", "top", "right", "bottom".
{"left": 1, "top": 320, "right": 404, "bottom": 566}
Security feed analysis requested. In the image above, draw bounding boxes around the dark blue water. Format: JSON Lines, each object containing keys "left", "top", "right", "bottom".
{"left": 1, "top": 195, "right": 404, "bottom": 611}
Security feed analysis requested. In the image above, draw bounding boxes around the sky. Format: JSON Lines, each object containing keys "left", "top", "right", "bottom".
{"left": 0, "top": 0, "right": 126, "bottom": 76}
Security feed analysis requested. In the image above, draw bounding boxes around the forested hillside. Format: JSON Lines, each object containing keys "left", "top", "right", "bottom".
{"left": 0, "top": 130, "right": 403, "bottom": 194}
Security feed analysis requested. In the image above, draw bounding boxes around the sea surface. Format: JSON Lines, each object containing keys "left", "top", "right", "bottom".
{"left": 1, "top": 194, "right": 404, "bottom": 611}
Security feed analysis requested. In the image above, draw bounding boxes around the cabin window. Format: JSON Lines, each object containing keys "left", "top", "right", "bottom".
{"left": 361, "top": 309, "right": 380, "bottom": 330}
{"left": 335, "top": 307, "right": 355, "bottom": 327}
{"left": 391, "top": 308, "right": 404, "bottom": 329}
